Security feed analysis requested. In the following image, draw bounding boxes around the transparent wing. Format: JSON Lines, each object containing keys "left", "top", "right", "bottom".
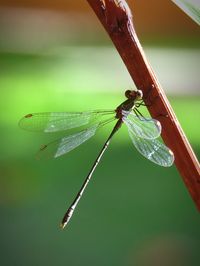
{"left": 19, "top": 110, "right": 114, "bottom": 133}
{"left": 37, "top": 124, "right": 99, "bottom": 159}
{"left": 122, "top": 110, "right": 161, "bottom": 139}
{"left": 128, "top": 128, "right": 174, "bottom": 167}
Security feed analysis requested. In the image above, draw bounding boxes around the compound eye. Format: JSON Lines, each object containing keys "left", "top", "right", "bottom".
{"left": 137, "top": 90, "right": 143, "bottom": 100}
{"left": 125, "top": 90, "right": 131, "bottom": 99}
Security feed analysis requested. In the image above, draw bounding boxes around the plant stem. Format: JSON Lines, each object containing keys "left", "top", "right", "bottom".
{"left": 86, "top": 0, "right": 200, "bottom": 210}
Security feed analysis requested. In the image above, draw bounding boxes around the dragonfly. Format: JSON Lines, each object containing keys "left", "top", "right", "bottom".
{"left": 19, "top": 89, "right": 174, "bottom": 228}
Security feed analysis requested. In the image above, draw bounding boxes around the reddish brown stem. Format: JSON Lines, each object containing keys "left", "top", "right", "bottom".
{"left": 86, "top": 0, "right": 200, "bottom": 210}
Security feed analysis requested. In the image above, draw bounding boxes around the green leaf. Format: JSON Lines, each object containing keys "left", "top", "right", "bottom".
{"left": 172, "top": 0, "right": 200, "bottom": 25}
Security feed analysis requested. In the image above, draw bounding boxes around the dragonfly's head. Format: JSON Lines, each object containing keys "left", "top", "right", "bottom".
{"left": 125, "top": 90, "right": 143, "bottom": 101}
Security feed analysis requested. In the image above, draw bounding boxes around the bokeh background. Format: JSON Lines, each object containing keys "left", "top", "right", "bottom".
{"left": 0, "top": 1, "right": 200, "bottom": 265}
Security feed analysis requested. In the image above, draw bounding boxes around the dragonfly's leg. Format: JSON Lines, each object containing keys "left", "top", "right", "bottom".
{"left": 134, "top": 104, "right": 169, "bottom": 120}
{"left": 135, "top": 101, "right": 151, "bottom": 108}
{"left": 135, "top": 92, "right": 155, "bottom": 107}
{"left": 133, "top": 107, "right": 148, "bottom": 121}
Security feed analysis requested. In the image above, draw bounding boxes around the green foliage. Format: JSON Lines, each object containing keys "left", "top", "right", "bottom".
{"left": 1, "top": 51, "right": 199, "bottom": 266}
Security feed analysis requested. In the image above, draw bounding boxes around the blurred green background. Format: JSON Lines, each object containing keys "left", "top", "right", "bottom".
{"left": 0, "top": 1, "right": 200, "bottom": 266}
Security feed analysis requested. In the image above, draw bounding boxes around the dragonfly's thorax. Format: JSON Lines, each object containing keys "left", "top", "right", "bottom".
{"left": 115, "top": 99, "right": 135, "bottom": 119}
{"left": 115, "top": 90, "right": 142, "bottom": 119}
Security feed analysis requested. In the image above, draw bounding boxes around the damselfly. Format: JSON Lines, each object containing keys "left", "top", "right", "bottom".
{"left": 19, "top": 90, "right": 174, "bottom": 228}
